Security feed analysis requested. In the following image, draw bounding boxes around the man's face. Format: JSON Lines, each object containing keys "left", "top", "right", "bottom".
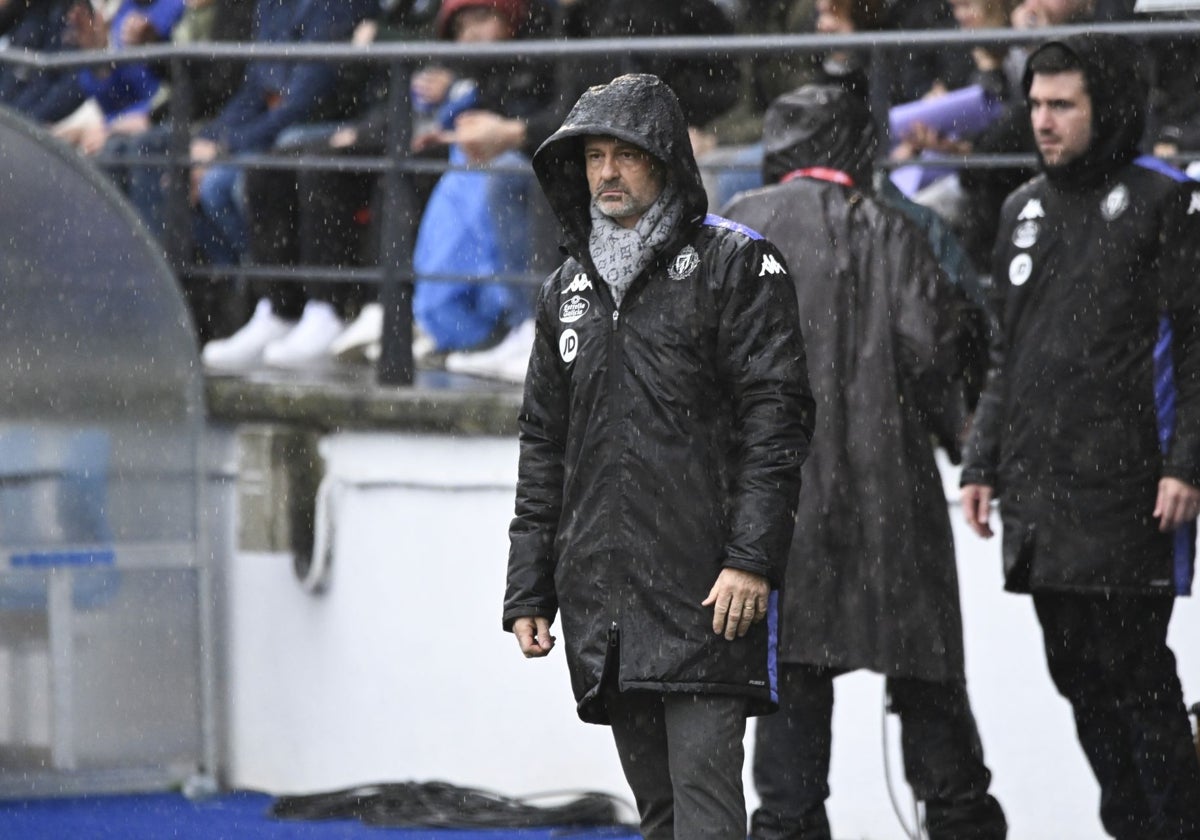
{"left": 1028, "top": 70, "right": 1093, "bottom": 168}
{"left": 584, "top": 136, "right": 664, "bottom": 229}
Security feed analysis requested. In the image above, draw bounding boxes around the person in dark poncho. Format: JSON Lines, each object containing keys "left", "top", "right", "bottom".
{"left": 722, "top": 83, "right": 1007, "bottom": 840}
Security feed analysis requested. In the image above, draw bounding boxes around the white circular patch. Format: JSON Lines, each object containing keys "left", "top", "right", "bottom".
{"left": 1009, "top": 253, "right": 1033, "bottom": 286}
{"left": 1012, "top": 220, "right": 1039, "bottom": 249}
{"left": 559, "top": 328, "right": 579, "bottom": 363}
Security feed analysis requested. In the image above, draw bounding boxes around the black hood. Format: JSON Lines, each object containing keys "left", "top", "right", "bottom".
{"left": 532, "top": 73, "right": 709, "bottom": 254}
{"left": 761, "top": 85, "right": 878, "bottom": 189}
{"left": 1022, "top": 33, "right": 1147, "bottom": 189}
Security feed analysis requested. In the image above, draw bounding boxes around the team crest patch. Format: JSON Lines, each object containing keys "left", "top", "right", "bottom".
{"left": 559, "top": 295, "right": 589, "bottom": 323}
{"left": 1009, "top": 253, "right": 1033, "bottom": 286}
{"left": 563, "top": 272, "right": 592, "bottom": 294}
{"left": 1188, "top": 191, "right": 1200, "bottom": 215}
{"left": 1012, "top": 220, "right": 1039, "bottom": 249}
{"left": 668, "top": 246, "right": 700, "bottom": 281}
{"left": 559, "top": 328, "right": 579, "bottom": 364}
{"left": 1101, "top": 184, "right": 1129, "bottom": 221}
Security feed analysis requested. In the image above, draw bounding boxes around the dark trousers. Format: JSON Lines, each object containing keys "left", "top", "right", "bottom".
{"left": 751, "top": 664, "right": 1007, "bottom": 840}
{"left": 1033, "top": 592, "right": 1200, "bottom": 840}
{"left": 606, "top": 690, "right": 749, "bottom": 840}
{"left": 243, "top": 135, "right": 375, "bottom": 321}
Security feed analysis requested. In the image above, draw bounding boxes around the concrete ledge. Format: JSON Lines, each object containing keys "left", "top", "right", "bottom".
{"left": 204, "top": 369, "right": 523, "bottom": 436}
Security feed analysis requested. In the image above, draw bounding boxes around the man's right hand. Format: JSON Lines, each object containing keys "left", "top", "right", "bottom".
{"left": 961, "top": 483, "right": 995, "bottom": 538}
{"left": 512, "top": 616, "right": 555, "bottom": 658}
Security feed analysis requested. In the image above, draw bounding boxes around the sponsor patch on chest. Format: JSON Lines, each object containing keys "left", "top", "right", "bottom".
{"left": 559, "top": 295, "right": 589, "bottom": 323}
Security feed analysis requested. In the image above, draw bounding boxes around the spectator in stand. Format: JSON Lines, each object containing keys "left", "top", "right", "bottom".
{"left": 0, "top": 0, "right": 87, "bottom": 122}
{"left": 98, "top": 0, "right": 255, "bottom": 233}
{"left": 807, "top": 0, "right": 975, "bottom": 105}
{"left": 51, "top": 0, "right": 185, "bottom": 155}
{"left": 885, "top": 0, "right": 1018, "bottom": 225}
{"left": 121, "top": 0, "right": 373, "bottom": 339}
{"left": 185, "top": 0, "right": 374, "bottom": 272}
{"left": 201, "top": 0, "right": 443, "bottom": 370}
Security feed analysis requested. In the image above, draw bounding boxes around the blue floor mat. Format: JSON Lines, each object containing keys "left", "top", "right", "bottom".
{"left": 0, "top": 791, "right": 642, "bottom": 839}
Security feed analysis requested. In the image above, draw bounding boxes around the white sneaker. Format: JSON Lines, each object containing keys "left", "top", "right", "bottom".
{"left": 330, "top": 303, "right": 384, "bottom": 362}
{"left": 262, "top": 300, "right": 345, "bottom": 368}
{"left": 202, "top": 299, "right": 293, "bottom": 371}
{"left": 445, "top": 318, "right": 535, "bottom": 384}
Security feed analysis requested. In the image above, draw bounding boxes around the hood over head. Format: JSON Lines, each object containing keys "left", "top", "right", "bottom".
{"left": 532, "top": 73, "right": 709, "bottom": 254}
{"left": 762, "top": 84, "right": 878, "bottom": 189}
{"left": 1022, "top": 33, "right": 1147, "bottom": 189}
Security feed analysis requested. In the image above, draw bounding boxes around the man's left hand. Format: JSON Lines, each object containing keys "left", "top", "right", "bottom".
{"left": 1154, "top": 477, "right": 1200, "bottom": 532}
{"left": 702, "top": 568, "right": 770, "bottom": 641}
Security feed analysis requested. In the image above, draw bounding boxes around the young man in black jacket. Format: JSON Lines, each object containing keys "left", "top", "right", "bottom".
{"left": 504, "top": 74, "right": 814, "bottom": 840}
{"left": 961, "top": 34, "right": 1200, "bottom": 839}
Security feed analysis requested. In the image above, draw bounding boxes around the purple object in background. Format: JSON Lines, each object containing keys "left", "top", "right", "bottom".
{"left": 888, "top": 84, "right": 1004, "bottom": 148}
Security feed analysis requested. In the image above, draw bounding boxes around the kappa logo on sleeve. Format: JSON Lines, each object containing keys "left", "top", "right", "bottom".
{"left": 1017, "top": 199, "right": 1045, "bottom": 221}
{"left": 1189, "top": 192, "right": 1200, "bottom": 215}
{"left": 562, "top": 273, "right": 593, "bottom": 294}
{"left": 758, "top": 253, "right": 787, "bottom": 277}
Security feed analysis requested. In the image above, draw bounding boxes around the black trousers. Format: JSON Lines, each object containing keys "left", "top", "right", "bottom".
{"left": 243, "top": 133, "right": 376, "bottom": 321}
{"left": 606, "top": 690, "right": 750, "bottom": 840}
{"left": 750, "top": 664, "right": 1007, "bottom": 840}
{"left": 1033, "top": 592, "right": 1200, "bottom": 840}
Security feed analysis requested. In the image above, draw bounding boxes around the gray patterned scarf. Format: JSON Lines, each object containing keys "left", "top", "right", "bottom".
{"left": 587, "top": 182, "right": 683, "bottom": 309}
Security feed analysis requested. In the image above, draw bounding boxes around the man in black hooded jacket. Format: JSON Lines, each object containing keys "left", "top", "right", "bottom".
{"left": 961, "top": 33, "right": 1200, "bottom": 839}
{"left": 722, "top": 83, "right": 1007, "bottom": 840}
{"left": 503, "top": 74, "right": 814, "bottom": 840}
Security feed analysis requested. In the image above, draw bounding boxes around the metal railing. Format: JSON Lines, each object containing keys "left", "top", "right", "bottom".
{"left": 2, "top": 20, "right": 1198, "bottom": 385}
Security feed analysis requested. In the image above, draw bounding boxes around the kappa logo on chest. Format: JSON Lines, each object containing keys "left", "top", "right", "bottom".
{"left": 562, "top": 272, "right": 593, "bottom": 294}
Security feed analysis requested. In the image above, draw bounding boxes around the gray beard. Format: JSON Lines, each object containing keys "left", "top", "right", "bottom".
{"left": 587, "top": 182, "right": 682, "bottom": 309}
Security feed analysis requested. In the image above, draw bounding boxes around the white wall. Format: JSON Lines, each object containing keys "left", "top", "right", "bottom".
{"left": 223, "top": 434, "right": 1200, "bottom": 839}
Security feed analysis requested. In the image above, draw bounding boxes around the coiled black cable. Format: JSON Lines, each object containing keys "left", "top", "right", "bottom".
{"left": 269, "top": 780, "right": 637, "bottom": 833}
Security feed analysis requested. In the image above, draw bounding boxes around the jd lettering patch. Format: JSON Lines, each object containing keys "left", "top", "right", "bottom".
{"left": 559, "top": 328, "right": 579, "bottom": 364}
{"left": 1009, "top": 253, "right": 1033, "bottom": 286}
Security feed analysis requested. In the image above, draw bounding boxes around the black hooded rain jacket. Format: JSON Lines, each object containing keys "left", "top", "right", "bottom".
{"left": 504, "top": 74, "right": 814, "bottom": 724}
{"left": 962, "top": 34, "right": 1200, "bottom": 596}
